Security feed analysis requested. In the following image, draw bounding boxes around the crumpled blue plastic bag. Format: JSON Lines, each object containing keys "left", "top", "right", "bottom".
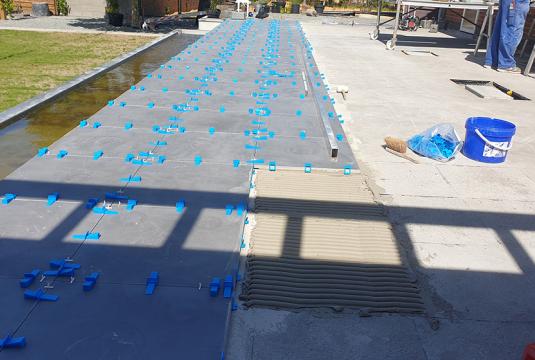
{"left": 407, "top": 123, "right": 462, "bottom": 161}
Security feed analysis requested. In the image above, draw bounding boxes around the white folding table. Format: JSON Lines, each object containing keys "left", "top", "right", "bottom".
{"left": 372, "top": 0, "right": 496, "bottom": 52}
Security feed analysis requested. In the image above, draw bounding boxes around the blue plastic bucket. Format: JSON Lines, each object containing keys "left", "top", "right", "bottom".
{"left": 463, "top": 117, "right": 516, "bottom": 163}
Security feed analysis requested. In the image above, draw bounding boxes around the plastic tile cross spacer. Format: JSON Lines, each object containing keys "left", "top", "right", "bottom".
{"left": 126, "top": 199, "right": 137, "bottom": 212}
{"left": 72, "top": 231, "right": 101, "bottom": 241}
{"left": 79, "top": 120, "right": 88, "bottom": 128}
{"left": 194, "top": 155, "right": 202, "bottom": 166}
{"left": 209, "top": 277, "right": 221, "bottom": 297}
{"left": 233, "top": 160, "right": 240, "bottom": 168}
{"left": 86, "top": 198, "right": 99, "bottom": 209}
{"left": 157, "top": 156, "right": 166, "bottom": 164}
{"left": 124, "top": 153, "right": 135, "bottom": 163}
{"left": 344, "top": 165, "right": 352, "bottom": 176}
{"left": 56, "top": 150, "right": 68, "bottom": 159}
{"left": 176, "top": 200, "right": 185, "bottom": 213}
{"left": 93, "top": 150, "right": 104, "bottom": 160}
{"left": 209, "top": 127, "right": 215, "bottom": 136}
{"left": 83, "top": 272, "right": 99, "bottom": 291}
{"left": 300, "top": 130, "right": 307, "bottom": 140}
{"left": 223, "top": 275, "right": 234, "bottom": 298}
{"left": 336, "top": 134, "right": 344, "bottom": 141}
{"left": 0, "top": 335, "right": 26, "bottom": 349}
{"left": 269, "top": 161, "right": 276, "bottom": 171}
{"left": 304, "top": 163, "right": 312, "bottom": 174}
{"left": 225, "top": 205, "right": 234, "bottom": 216}
{"left": 93, "top": 122, "right": 102, "bottom": 129}
{"left": 2, "top": 193, "right": 16, "bottom": 205}
{"left": 47, "top": 192, "right": 59, "bottom": 206}
{"left": 37, "top": 147, "right": 48, "bottom": 157}
{"left": 145, "top": 272, "right": 159, "bottom": 295}
{"left": 19, "top": 269, "right": 41, "bottom": 288}
{"left": 124, "top": 122, "right": 133, "bottom": 130}
{"left": 24, "top": 289, "right": 59, "bottom": 302}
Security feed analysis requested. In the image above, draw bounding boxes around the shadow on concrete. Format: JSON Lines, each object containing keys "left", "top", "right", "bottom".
{"left": 377, "top": 30, "right": 478, "bottom": 49}
{"left": 0, "top": 177, "right": 534, "bottom": 356}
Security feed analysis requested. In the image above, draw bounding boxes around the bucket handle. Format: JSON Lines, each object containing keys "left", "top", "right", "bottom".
{"left": 475, "top": 129, "right": 512, "bottom": 151}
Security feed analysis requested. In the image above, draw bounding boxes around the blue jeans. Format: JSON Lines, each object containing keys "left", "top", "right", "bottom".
{"left": 485, "top": 0, "right": 530, "bottom": 69}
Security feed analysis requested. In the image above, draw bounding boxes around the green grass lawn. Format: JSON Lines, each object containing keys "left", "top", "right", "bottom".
{"left": 0, "top": 30, "right": 151, "bottom": 112}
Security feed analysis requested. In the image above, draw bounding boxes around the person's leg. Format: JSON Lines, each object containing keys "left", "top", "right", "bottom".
{"left": 485, "top": 0, "right": 507, "bottom": 67}
{"left": 497, "top": 0, "right": 530, "bottom": 70}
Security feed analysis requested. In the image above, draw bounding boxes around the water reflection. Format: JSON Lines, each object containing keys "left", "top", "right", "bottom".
{"left": 0, "top": 34, "right": 198, "bottom": 179}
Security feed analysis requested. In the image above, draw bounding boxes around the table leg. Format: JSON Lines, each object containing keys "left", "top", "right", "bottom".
{"left": 474, "top": 8, "right": 489, "bottom": 55}
{"left": 524, "top": 43, "right": 535, "bottom": 76}
{"left": 387, "top": 0, "right": 402, "bottom": 50}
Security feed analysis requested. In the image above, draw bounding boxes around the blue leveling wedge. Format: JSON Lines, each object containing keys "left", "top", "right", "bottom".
{"left": 223, "top": 275, "right": 234, "bottom": 298}
{"left": 105, "top": 192, "right": 128, "bottom": 202}
{"left": 236, "top": 203, "right": 246, "bottom": 216}
{"left": 83, "top": 272, "right": 99, "bottom": 291}
{"left": 0, "top": 335, "right": 26, "bottom": 349}
{"left": 92, "top": 206, "right": 119, "bottom": 215}
{"left": 37, "top": 147, "right": 48, "bottom": 157}
{"left": 86, "top": 198, "right": 99, "bottom": 209}
{"left": 132, "top": 159, "right": 152, "bottom": 166}
{"left": 72, "top": 231, "right": 101, "bottom": 241}
{"left": 93, "top": 150, "right": 104, "bottom": 160}
{"left": 210, "top": 277, "right": 221, "bottom": 297}
{"left": 47, "top": 193, "right": 59, "bottom": 207}
{"left": 120, "top": 175, "right": 142, "bottom": 183}
{"left": 56, "top": 150, "right": 68, "bottom": 159}
{"left": 126, "top": 199, "right": 137, "bottom": 211}
{"left": 145, "top": 272, "right": 159, "bottom": 295}
{"left": 19, "top": 269, "right": 41, "bottom": 288}
{"left": 24, "top": 289, "right": 59, "bottom": 302}
{"left": 2, "top": 193, "right": 16, "bottom": 205}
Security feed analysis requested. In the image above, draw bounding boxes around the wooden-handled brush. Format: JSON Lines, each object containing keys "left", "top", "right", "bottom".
{"left": 384, "top": 137, "right": 419, "bottom": 164}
